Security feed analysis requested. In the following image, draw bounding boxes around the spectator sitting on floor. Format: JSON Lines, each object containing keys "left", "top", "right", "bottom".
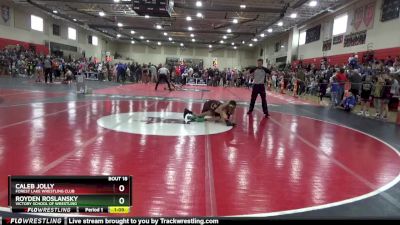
{"left": 341, "top": 92, "right": 357, "bottom": 112}
{"left": 63, "top": 68, "right": 73, "bottom": 85}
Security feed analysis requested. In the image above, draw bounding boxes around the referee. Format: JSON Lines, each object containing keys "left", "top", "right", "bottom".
{"left": 155, "top": 64, "right": 172, "bottom": 91}
{"left": 247, "top": 59, "right": 271, "bottom": 117}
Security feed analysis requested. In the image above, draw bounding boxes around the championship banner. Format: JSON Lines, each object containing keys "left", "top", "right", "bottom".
{"left": 352, "top": 2, "right": 375, "bottom": 31}
{"left": 322, "top": 39, "right": 332, "bottom": 51}
{"left": 353, "top": 6, "right": 363, "bottom": 31}
{"left": 332, "top": 35, "right": 343, "bottom": 45}
{"left": 1, "top": 5, "right": 11, "bottom": 26}
{"left": 363, "top": 2, "right": 375, "bottom": 30}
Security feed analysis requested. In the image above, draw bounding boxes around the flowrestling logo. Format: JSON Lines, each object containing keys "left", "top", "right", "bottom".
{"left": 97, "top": 112, "right": 232, "bottom": 136}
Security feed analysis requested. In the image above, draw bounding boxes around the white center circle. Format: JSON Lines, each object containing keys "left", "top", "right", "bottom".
{"left": 97, "top": 112, "right": 232, "bottom": 136}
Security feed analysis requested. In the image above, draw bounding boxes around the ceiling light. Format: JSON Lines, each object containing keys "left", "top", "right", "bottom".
{"left": 209, "top": 45, "right": 212, "bottom": 48}
{"left": 268, "top": 28, "right": 273, "bottom": 33}
{"left": 163, "top": 32, "right": 168, "bottom": 36}
{"left": 114, "top": 0, "right": 120, "bottom": 2}
{"left": 242, "top": 41, "right": 245, "bottom": 44}
{"left": 277, "top": 21, "right": 283, "bottom": 26}
{"left": 140, "top": 36, "right": 144, "bottom": 39}
{"left": 249, "top": 43, "right": 253, "bottom": 47}
{"left": 168, "top": 37, "right": 173, "bottom": 41}
{"left": 290, "top": 13, "right": 297, "bottom": 18}
{"left": 158, "top": 42, "right": 161, "bottom": 45}
{"left": 309, "top": 0, "right": 318, "bottom": 7}
{"left": 73, "top": 19, "right": 77, "bottom": 22}
{"left": 145, "top": 15, "right": 149, "bottom": 19}
{"left": 117, "top": 34, "right": 121, "bottom": 38}
{"left": 253, "top": 38, "right": 258, "bottom": 42}
{"left": 190, "top": 33, "right": 195, "bottom": 37}
{"left": 186, "top": 16, "right": 192, "bottom": 21}
{"left": 196, "top": 12, "right": 203, "bottom": 18}
{"left": 227, "top": 28, "right": 232, "bottom": 33}
{"left": 156, "top": 24, "right": 162, "bottom": 29}
{"left": 234, "top": 46, "right": 237, "bottom": 49}
{"left": 117, "top": 22, "right": 123, "bottom": 27}
{"left": 192, "top": 38, "right": 196, "bottom": 42}
{"left": 233, "top": 19, "right": 238, "bottom": 24}
{"left": 99, "top": 11, "right": 105, "bottom": 17}
{"left": 131, "top": 40, "right": 135, "bottom": 44}
{"left": 188, "top": 26, "right": 193, "bottom": 31}
{"left": 223, "top": 35, "right": 227, "bottom": 39}
{"left": 131, "top": 30, "right": 135, "bottom": 34}
{"left": 146, "top": 40, "right": 150, "bottom": 43}
{"left": 281, "top": 45, "right": 285, "bottom": 48}
{"left": 172, "top": 41, "right": 175, "bottom": 43}
{"left": 260, "top": 33, "right": 265, "bottom": 37}
{"left": 220, "top": 40, "right": 224, "bottom": 44}
{"left": 196, "top": 1, "right": 202, "bottom": 7}
{"left": 240, "top": 4, "right": 246, "bottom": 9}
{"left": 180, "top": 43, "right": 184, "bottom": 46}
{"left": 231, "top": 42, "right": 235, "bottom": 46}
{"left": 53, "top": 10, "right": 58, "bottom": 14}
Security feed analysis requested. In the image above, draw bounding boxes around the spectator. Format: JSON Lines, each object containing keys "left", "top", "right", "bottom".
{"left": 349, "top": 69, "right": 362, "bottom": 98}
{"left": 358, "top": 75, "right": 373, "bottom": 117}
{"left": 330, "top": 76, "right": 339, "bottom": 107}
{"left": 372, "top": 75, "right": 385, "bottom": 118}
{"left": 44, "top": 57, "right": 52, "bottom": 83}
{"left": 381, "top": 75, "right": 393, "bottom": 120}
{"left": 335, "top": 68, "right": 348, "bottom": 101}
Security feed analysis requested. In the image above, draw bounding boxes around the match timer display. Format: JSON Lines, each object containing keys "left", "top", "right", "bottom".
{"left": 8, "top": 176, "right": 132, "bottom": 214}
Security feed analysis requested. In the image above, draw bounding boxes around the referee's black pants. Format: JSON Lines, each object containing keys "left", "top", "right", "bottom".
{"left": 249, "top": 84, "right": 268, "bottom": 114}
{"left": 155, "top": 74, "right": 172, "bottom": 90}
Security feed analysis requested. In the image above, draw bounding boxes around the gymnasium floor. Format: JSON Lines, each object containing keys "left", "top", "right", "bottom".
{"left": 0, "top": 77, "right": 399, "bottom": 219}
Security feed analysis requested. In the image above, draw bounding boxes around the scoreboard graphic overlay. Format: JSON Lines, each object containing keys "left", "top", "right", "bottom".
{"left": 8, "top": 176, "right": 132, "bottom": 213}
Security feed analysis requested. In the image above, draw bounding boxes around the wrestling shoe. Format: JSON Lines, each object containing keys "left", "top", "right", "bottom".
{"left": 183, "top": 108, "right": 193, "bottom": 119}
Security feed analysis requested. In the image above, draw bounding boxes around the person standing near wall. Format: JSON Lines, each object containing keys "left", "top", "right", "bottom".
{"left": 44, "top": 56, "right": 52, "bottom": 83}
{"left": 155, "top": 64, "right": 172, "bottom": 91}
{"left": 150, "top": 64, "right": 157, "bottom": 83}
{"left": 247, "top": 59, "right": 271, "bottom": 117}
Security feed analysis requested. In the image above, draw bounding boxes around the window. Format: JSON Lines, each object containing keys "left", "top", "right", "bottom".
{"left": 88, "top": 35, "right": 98, "bottom": 46}
{"left": 299, "top": 31, "right": 306, "bottom": 45}
{"left": 68, "top": 27, "right": 77, "bottom": 40}
{"left": 53, "top": 24, "right": 60, "bottom": 36}
{"left": 31, "top": 15, "right": 43, "bottom": 32}
{"left": 332, "top": 14, "right": 348, "bottom": 36}
{"left": 92, "top": 36, "right": 98, "bottom": 46}
{"left": 88, "top": 35, "right": 92, "bottom": 44}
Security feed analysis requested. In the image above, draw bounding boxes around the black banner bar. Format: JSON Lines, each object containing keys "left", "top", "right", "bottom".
{"left": 11, "top": 207, "right": 78, "bottom": 213}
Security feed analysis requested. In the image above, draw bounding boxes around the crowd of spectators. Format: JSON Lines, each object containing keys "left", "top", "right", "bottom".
{"left": 1, "top": 46, "right": 399, "bottom": 121}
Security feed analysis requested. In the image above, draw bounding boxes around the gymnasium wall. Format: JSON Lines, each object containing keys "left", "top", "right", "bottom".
{"left": 114, "top": 43, "right": 256, "bottom": 69}
{"left": 297, "top": 0, "right": 400, "bottom": 64}
{"left": 258, "top": 0, "right": 400, "bottom": 66}
{"left": 0, "top": 2, "right": 111, "bottom": 59}
{"left": 255, "top": 32, "right": 290, "bottom": 65}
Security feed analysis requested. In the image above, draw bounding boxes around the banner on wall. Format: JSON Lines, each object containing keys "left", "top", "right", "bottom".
{"left": 353, "top": 7, "right": 364, "bottom": 31}
{"left": 332, "top": 35, "right": 343, "bottom": 45}
{"left": 363, "top": 2, "right": 375, "bottom": 29}
{"left": 344, "top": 30, "right": 367, "bottom": 48}
{"left": 381, "top": 0, "right": 400, "bottom": 22}
{"left": 212, "top": 58, "right": 218, "bottom": 68}
{"left": 0, "top": 5, "right": 11, "bottom": 26}
{"left": 305, "top": 24, "right": 321, "bottom": 44}
{"left": 352, "top": 2, "right": 375, "bottom": 31}
{"left": 322, "top": 39, "right": 332, "bottom": 51}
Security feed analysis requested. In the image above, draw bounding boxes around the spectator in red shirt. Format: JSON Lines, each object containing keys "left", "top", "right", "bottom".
{"left": 336, "top": 68, "right": 347, "bottom": 86}
{"left": 335, "top": 68, "right": 348, "bottom": 101}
